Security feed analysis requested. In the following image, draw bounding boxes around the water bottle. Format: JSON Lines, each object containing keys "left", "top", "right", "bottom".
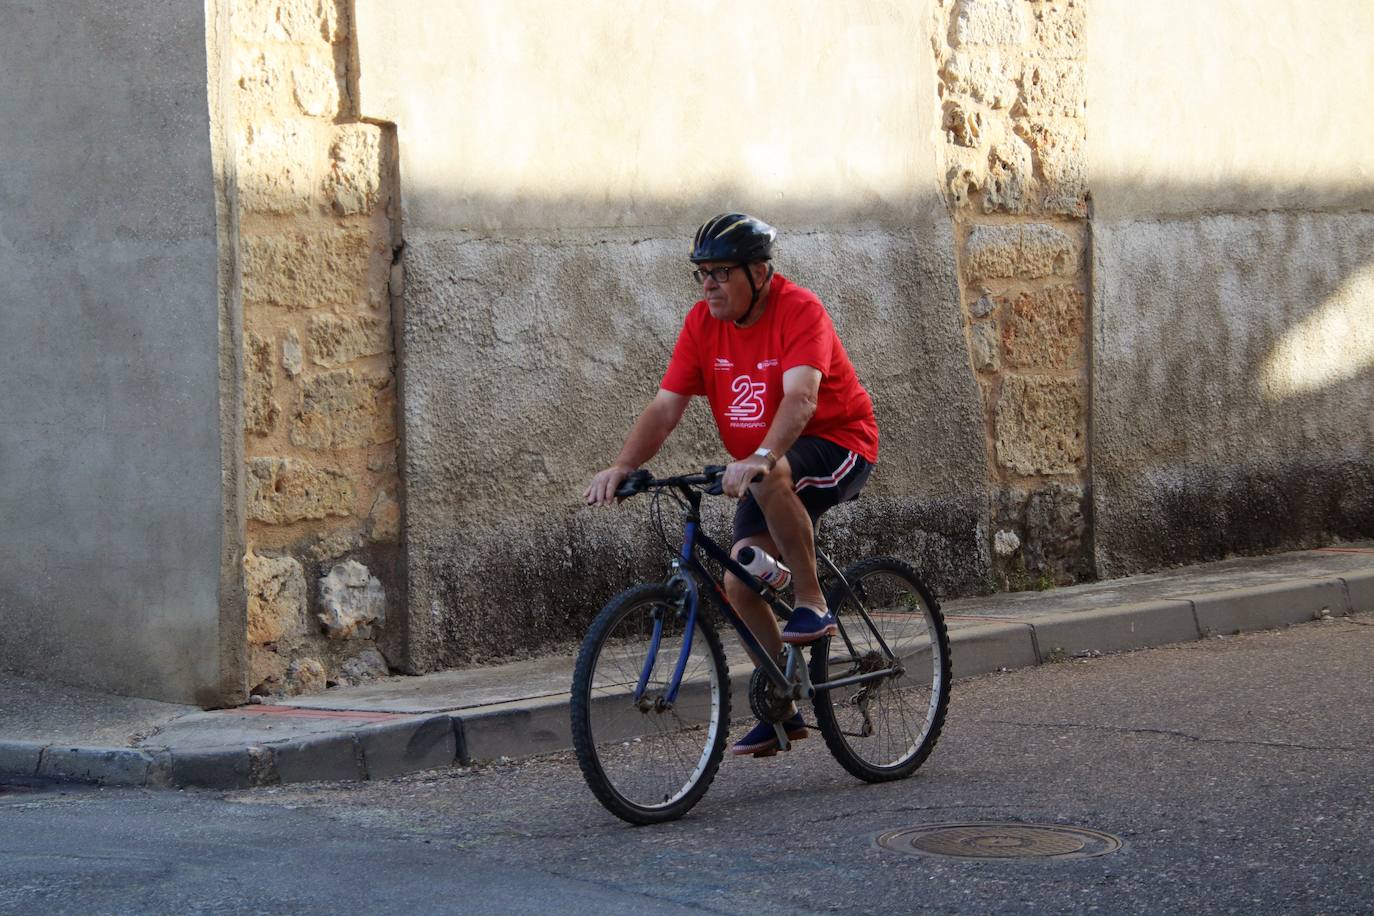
{"left": 737, "top": 546, "right": 792, "bottom": 591}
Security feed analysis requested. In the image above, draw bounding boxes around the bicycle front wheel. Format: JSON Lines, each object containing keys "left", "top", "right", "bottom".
{"left": 811, "top": 556, "right": 951, "bottom": 782}
{"left": 570, "top": 583, "right": 731, "bottom": 825}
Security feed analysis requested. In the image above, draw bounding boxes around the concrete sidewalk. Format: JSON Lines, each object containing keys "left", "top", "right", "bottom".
{"left": 3, "top": 544, "right": 1371, "bottom": 790}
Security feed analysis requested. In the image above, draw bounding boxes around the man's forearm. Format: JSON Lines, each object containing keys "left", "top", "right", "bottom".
{"left": 759, "top": 392, "right": 817, "bottom": 458}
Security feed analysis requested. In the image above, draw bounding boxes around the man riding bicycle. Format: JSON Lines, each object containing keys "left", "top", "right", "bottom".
{"left": 585, "top": 213, "right": 879, "bottom": 757}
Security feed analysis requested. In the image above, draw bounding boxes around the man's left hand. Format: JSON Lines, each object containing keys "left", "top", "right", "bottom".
{"left": 721, "top": 455, "right": 772, "bottom": 499}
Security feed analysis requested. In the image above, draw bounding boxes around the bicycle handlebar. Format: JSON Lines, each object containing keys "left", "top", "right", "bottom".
{"left": 614, "top": 464, "right": 764, "bottom": 499}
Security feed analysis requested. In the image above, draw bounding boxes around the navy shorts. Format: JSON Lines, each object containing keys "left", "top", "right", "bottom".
{"left": 732, "top": 436, "right": 873, "bottom": 544}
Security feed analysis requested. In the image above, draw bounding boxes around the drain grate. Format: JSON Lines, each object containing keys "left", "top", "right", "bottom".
{"left": 877, "top": 823, "right": 1123, "bottom": 861}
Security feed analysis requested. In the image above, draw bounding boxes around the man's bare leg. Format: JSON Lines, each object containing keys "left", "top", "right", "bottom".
{"left": 723, "top": 457, "right": 827, "bottom": 729}
{"left": 748, "top": 457, "right": 826, "bottom": 611}
{"left": 724, "top": 532, "right": 785, "bottom": 664}
{"left": 723, "top": 457, "right": 826, "bottom": 652}
{"left": 724, "top": 531, "right": 804, "bottom": 738}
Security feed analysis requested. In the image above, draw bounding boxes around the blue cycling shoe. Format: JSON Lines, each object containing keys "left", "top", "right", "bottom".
{"left": 731, "top": 713, "right": 808, "bottom": 757}
{"left": 781, "top": 606, "right": 838, "bottom": 645}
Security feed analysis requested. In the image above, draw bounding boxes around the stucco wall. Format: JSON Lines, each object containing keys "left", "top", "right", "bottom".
{"left": 0, "top": 5, "right": 234, "bottom": 702}
{"left": 1087, "top": 0, "right": 1374, "bottom": 573}
{"left": 356, "top": 0, "right": 989, "bottom": 668}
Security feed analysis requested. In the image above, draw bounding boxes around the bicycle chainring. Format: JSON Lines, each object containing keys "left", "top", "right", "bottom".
{"left": 748, "top": 665, "right": 794, "bottom": 723}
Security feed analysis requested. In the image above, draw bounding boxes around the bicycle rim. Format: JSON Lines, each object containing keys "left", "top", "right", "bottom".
{"left": 813, "top": 557, "right": 950, "bottom": 781}
{"left": 571, "top": 584, "right": 729, "bottom": 824}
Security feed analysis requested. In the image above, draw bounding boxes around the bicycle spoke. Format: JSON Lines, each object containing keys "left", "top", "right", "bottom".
{"left": 571, "top": 584, "right": 731, "bottom": 823}
{"left": 811, "top": 558, "right": 951, "bottom": 781}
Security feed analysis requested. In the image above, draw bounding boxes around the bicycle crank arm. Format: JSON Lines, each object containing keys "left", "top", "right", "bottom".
{"left": 783, "top": 645, "right": 816, "bottom": 701}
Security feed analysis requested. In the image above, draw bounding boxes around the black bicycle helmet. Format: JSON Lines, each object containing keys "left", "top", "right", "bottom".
{"left": 690, "top": 213, "right": 776, "bottom": 264}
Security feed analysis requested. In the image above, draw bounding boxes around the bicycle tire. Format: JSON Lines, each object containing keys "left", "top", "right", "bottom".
{"left": 810, "top": 556, "right": 951, "bottom": 782}
{"left": 570, "top": 582, "right": 731, "bottom": 825}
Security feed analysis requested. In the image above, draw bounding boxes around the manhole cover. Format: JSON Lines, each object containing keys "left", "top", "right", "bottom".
{"left": 877, "top": 823, "right": 1123, "bottom": 861}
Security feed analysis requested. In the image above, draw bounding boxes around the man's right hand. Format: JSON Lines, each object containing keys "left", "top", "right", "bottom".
{"left": 584, "top": 464, "right": 634, "bottom": 506}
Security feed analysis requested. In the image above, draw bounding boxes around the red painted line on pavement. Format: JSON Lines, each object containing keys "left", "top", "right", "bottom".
{"left": 223, "top": 706, "right": 413, "bottom": 721}
{"left": 944, "top": 615, "right": 1024, "bottom": 621}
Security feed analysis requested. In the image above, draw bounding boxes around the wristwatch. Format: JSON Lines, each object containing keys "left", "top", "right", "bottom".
{"left": 753, "top": 446, "right": 778, "bottom": 471}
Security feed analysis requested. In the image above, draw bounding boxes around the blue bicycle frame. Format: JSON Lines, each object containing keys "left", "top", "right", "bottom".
{"left": 627, "top": 470, "right": 905, "bottom": 711}
{"left": 633, "top": 515, "right": 796, "bottom": 705}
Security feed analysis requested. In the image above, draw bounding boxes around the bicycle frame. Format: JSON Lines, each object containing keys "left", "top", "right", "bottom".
{"left": 632, "top": 481, "right": 903, "bottom": 709}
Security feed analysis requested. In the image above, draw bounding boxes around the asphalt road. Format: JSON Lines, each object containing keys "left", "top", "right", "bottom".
{"left": 3, "top": 617, "right": 1371, "bottom": 914}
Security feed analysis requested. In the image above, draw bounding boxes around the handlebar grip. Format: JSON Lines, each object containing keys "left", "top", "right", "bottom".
{"left": 702, "top": 463, "right": 764, "bottom": 496}
{"left": 613, "top": 468, "right": 652, "bottom": 498}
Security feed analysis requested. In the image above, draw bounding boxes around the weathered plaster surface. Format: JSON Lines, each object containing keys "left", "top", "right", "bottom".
{"left": 1088, "top": 0, "right": 1374, "bottom": 221}
{"left": 1092, "top": 213, "right": 1374, "bottom": 571}
{"left": 400, "top": 228, "right": 987, "bottom": 666}
{"left": 355, "top": 0, "right": 947, "bottom": 230}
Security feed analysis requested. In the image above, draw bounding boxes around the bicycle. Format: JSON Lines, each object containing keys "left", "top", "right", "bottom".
{"left": 570, "top": 465, "right": 952, "bottom": 825}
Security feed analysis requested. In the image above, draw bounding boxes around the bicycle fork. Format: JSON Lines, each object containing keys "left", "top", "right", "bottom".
{"left": 633, "top": 575, "right": 697, "bottom": 708}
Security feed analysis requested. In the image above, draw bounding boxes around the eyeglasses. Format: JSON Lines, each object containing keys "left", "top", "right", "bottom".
{"left": 692, "top": 266, "right": 735, "bottom": 284}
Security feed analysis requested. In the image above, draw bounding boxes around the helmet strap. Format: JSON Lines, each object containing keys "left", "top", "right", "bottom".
{"left": 733, "top": 263, "right": 774, "bottom": 328}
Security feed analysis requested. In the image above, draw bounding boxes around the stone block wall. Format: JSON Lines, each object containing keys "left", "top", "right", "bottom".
{"left": 229, "top": 0, "right": 402, "bottom": 696}
{"left": 935, "top": 0, "right": 1092, "bottom": 588}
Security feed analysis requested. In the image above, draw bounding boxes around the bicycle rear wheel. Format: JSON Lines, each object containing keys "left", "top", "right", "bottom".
{"left": 811, "top": 556, "right": 951, "bottom": 782}
{"left": 570, "top": 582, "right": 731, "bottom": 825}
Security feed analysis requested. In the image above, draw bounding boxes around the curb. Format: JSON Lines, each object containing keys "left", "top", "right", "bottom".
{"left": 1028, "top": 599, "right": 1200, "bottom": 659}
{"left": 3, "top": 574, "right": 1368, "bottom": 790}
{"left": 1189, "top": 579, "right": 1347, "bottom": 636}
{"left": 0, "top": 714, "right": 462, "bottom": 791}
{"left": 941, "top": 619, "right": 1038, "bottom": 677}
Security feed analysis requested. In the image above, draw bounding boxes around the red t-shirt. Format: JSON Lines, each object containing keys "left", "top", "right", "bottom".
{"left": 660, "top": 273, "right": 879, "bottom": 463}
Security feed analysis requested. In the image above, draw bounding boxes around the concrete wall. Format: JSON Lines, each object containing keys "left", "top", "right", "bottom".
{"left": 1087, "top": 0, "right": 1374, "bottom": 573}
{"left": 356, "top": 0, "right": 990, "bottom": 668}
{"left": 0, "top": 4, "right": 237, "bottom": 704}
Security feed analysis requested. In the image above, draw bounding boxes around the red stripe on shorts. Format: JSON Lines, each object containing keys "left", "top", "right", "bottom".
{"left": 794, "top": 450, "right": 859, "bottom": 492}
